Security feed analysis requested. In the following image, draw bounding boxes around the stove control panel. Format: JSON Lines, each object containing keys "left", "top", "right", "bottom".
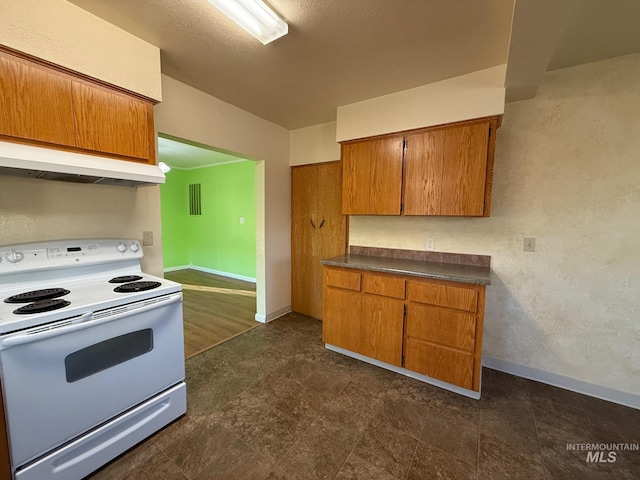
{"left": 47, "top": 244, "right": 101, "bottom": 259}
{"left": 0, "top": 239, "right": 144, "bottom": 274}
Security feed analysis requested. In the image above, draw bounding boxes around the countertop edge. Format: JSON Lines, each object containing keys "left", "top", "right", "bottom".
{"left": 321, "top": 257, "right": 491, "bottom": 286}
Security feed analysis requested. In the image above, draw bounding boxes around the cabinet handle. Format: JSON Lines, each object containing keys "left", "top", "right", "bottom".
{"left": 310, "top": 218, "right": 316, "bottom": 229}
{"left": 318, "top": 219, "right": 325, "bottom": 229}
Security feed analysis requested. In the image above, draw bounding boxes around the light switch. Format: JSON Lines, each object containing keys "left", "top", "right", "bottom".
{"left": 523, "top": 237, "right": 536, "bottom": 252}
{"left": 240, "top": 217, "right": 245, "bottom": 224}
{"left": 143, "top": 231, "right": 153, "bottom": 246}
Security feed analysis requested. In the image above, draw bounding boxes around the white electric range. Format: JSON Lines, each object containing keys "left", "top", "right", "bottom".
{"left": 0, "top": 239, "right": 186, "bottom": 480}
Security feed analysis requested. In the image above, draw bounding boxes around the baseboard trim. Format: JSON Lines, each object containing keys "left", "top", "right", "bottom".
{"left": 327, "top": 344, "right": 481, "bottom": 400}
{"left": 164, "top": 264, "right": 256, "bottom": 283}
{"left": 482, "top": 356, "right": 640, "bottom": 410}
{"left": 255, "top": 305, "right": 291, "bottom": 324}
{"left": 163, "top": 265, "right": 190, "bottom": 273}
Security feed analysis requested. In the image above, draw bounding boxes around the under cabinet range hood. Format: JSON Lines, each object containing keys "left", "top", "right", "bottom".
{"left": 0, "top": 141, "right": 166, "bottom": 187}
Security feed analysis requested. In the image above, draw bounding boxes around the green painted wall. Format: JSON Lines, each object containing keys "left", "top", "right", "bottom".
{"left": 160, "top": 161, "right": 256, "bottom": 279}
{"left": 160, "top": 168, "right": 190, "bottom": 268}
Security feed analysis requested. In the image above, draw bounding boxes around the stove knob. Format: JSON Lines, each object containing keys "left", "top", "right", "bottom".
{"left": 116, "top": 242, "right": 128, "bottom": 253}
{"left": 6, "top": 250, "right": 24, "bottom": 263}
{"left": 130, "top": 242, "right": 140, "bottom": 252}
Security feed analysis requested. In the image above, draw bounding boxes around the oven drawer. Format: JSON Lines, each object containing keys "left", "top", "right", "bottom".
{"left": 15, "top": 383, "right": 186, "bottom": 480}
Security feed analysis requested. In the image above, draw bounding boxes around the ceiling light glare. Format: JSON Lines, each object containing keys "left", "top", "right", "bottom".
{"left": 208, "top": 0, "right": 288, "bottom": 45}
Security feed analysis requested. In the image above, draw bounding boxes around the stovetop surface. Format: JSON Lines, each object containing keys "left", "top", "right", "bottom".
{"left": 0, "top": 239, "right": 182, "bottom": 335}
{"left": 0, "top": 272, "right": 181, "bottom": 334}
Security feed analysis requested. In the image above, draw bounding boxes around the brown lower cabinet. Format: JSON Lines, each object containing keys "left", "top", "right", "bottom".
{"left": 322, "top": 265, "right": 486, "bottom": 392}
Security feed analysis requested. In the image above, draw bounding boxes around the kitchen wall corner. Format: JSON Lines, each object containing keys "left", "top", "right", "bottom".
{"left": 289, "top": 122, "right": 340, "bottom": 166}
{"left": 349, "top": 53, "right": 640, "bottom": 396}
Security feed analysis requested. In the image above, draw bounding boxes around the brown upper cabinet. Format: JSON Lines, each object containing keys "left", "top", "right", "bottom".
{"left": 342, "top": 136, "right": 404, "bottom": 215}
{"left": 0, "top": 48, "right": 156, "bottom": 165}
{"left": 340, "top": 116, "right": 501, "bottom": 217}
{"left": 0, "top": 54, "right": 76, "bottom": 147}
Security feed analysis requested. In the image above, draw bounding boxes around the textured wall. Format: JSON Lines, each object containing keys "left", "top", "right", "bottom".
{"left": 160, "top": 169, "right": 190, "bottom": 268}
{"left": 0, "top": 0, "right": 162, "bottom": 100}
{"left": 0, "top": 177, "right": 163, "bottom": 276}
{"left": 290, "top": 122, "right": 340, "bottom": 166}
{"left": 336, "top": 65, "right": 506, "bottom": 142}
{"left": 349, "top": 53, "right": 640, "bottom": 395}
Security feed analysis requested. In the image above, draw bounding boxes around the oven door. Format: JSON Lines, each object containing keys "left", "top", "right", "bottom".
{"left": 0, "top": 292, "right": 184, "bottom": 468}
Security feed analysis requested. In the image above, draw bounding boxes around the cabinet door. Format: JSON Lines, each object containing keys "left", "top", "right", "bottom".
{"left": 0, "top": 54, "right": 76, "bottom": 147}
{"left": 440, "top": 122, "right": 490, "bottom": 216}
{"left": 316, "top": 162, "right": 346, "bottom": 317}
{"left": 403, "top": 129, "right": 445, "bottom": 215}
{"left": 342, "top": 137, "right": 403, "bottom": 215}
{"left": 291, "top": 165, "right": 319, "bottom": 318}
{"left": 323, "top": 287, "right": 362, "bottom": 353}
{"left": 360, "top": 295, "right": 404, "bottom": 366}
{"left": 72, "top": 82, "right": 153, "bottom": 162}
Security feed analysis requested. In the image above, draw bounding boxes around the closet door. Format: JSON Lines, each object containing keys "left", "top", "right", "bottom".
{"left": 291, "top": 165, "right": 318, "bottom": 317}
{"left": 291, "top": 161, "right": 346, "bottom": 320}
{"left": 315, "top": 162, "right": 346, "bottom": 319}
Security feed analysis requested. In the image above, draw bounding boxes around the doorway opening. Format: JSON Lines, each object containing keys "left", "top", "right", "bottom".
{"left": 158, "top": 134, "right": 260, "bottom": 358}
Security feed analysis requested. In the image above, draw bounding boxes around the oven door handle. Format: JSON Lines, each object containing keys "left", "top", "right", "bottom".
{"left": 0, "top": 292, "right": 182, "bottom": 350}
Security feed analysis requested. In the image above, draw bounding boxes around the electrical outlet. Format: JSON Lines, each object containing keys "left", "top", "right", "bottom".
{"left": 426, "top": 238, "right": 435, "bottom": 251}
{"left": 523, "top": 237, "right": 536, "bottom": 252}
{"left": 142, "top": 231, "right": 154, "bottom": 246}
{"left": 240, "top": 217, "right": 245, "bottom": 224}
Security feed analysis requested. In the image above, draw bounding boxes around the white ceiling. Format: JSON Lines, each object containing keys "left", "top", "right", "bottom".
{"left": 158, "top": 136, "right": 250, "bottom": 169}
{"left": 68, "top": 0, "right": 640, "bottom": 166}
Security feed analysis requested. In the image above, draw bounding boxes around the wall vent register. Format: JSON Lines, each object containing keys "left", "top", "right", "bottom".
{"left": 189, "top": 183, "right": 202, "bottom": 215}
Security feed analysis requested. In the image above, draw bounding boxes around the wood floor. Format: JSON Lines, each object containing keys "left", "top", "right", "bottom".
{"left": 165, "top": 269, "right": 259, "bottom": 359}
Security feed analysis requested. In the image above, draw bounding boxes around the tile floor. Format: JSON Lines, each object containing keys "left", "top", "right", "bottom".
{"left": 88, "top": 313, "right": 640, "bottom": 480}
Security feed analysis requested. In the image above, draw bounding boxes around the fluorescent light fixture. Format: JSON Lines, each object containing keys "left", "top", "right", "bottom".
{"left": 159, "top": 162, "right": 171, "bottom": 173}
{"left": 208, "top": 0, "right": 288, "bottom": 44}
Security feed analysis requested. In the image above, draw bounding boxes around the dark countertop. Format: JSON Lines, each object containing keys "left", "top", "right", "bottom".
{"left": 321, "top": 254, "right": 491, "bottom": 285}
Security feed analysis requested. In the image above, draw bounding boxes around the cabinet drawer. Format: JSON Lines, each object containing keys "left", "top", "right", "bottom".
{"left": 325, "top": 268, "right": 361, "bottom": 291}
{"left": 407, "top": 280, "right": 477, "bottom": 312}
{"left": 404, "top": 338, "right": 474, "bottom": 390}
{"left": 362, "top": 274, "right": 405, "bottom": 299}
{"left": 406, "top": 304, "right": 476, "bottom": 351}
